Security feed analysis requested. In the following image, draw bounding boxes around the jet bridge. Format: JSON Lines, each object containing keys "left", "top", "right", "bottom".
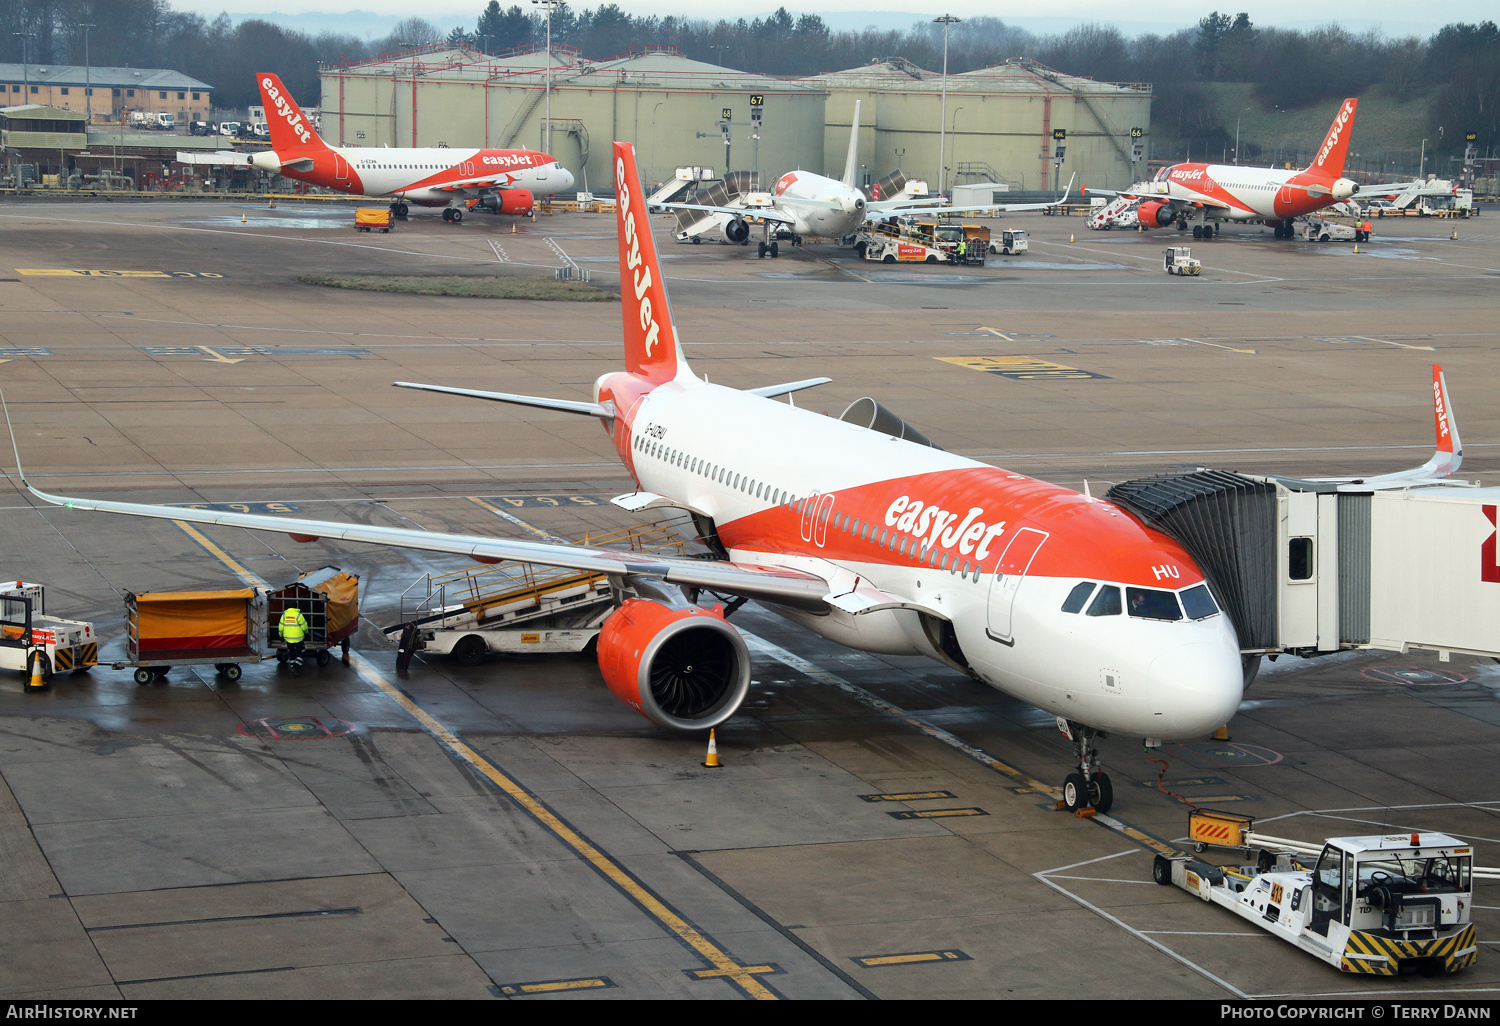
{"left": 1108, "top": 471, "right": 1500, "bottom": 663}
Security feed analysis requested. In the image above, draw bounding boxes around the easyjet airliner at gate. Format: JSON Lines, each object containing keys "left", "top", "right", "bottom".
{"left": 248, "top": 73, "right": 573, "bottom": 221}
{"left": 7, "top": 141, "right": 1465, "bottom": 814}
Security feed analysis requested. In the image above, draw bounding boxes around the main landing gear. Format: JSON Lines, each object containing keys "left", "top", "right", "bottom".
{"left": 389, "top": 201, "right": 409, "bottom": 219}
{"left": 442, "top": 207, "right": 464, "bottom": 223}
{"left": 1059, "top": 720, "right": 1113, "bottom": 814}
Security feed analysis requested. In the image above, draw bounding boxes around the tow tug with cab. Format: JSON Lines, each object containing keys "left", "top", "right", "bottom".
{"left": 1154, "top": 823, "right": 1479, "bottom": 976}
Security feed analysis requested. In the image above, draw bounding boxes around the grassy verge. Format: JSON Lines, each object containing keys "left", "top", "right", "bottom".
{"left": 298, "top": 273, "right": 617, "bottom": 302}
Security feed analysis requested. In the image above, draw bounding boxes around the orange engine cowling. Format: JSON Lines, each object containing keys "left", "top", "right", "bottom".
{"left": 1138, "top": 200, "right": 1176, "bottom": 227}
{"left": 596, "top": 598, "right": 751, "bottom": 731}
{"left": 483, "top": 187, "right": 537, "bottom": 213}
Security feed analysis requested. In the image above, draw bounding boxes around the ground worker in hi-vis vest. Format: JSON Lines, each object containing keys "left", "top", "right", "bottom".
{"left": 279, "top": 605, "right": 309, "bottom": 671}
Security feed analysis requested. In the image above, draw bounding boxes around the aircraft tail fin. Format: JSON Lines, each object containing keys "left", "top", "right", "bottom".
{"left": 1432, "top": 363, "right": 1461, "bottom": 462}
{"left": 1308, "top": 98, "right": 1357, "bottom": 177}
{"left": 257, "top": 72, "right": 327, "bottom": 155}
{"left": 841, "top": 100, "right": 862, "bottom": 189}
{"left": 613, "top": 141, "right": 692, "bottom": 384}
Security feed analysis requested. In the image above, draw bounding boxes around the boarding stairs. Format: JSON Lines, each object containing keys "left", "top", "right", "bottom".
{"left": 1088, "top": 195, "right": 1137, "bottom": 230}
{"left": 648, "top": 167, "right": 714, "bottom": 210}
{"left": 674, "top": 170, "right": 759, "bottom": 241}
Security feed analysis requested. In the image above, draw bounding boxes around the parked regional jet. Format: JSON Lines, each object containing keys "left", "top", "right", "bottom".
{"left": 4, "top": 142, "right": 1466, "bottom": 815}
{"left": 248, "top": 72, "right": 574, "bottom": 222}
{"left": 1090, "top": 98, "right": 1422, "bottom": 238}
{"left": 666, "top": 101, "right": 1072, "bottom": 257}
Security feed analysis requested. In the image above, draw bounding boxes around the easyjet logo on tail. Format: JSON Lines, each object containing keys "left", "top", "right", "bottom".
{"left": 261, "top": 76, "right": 312, "bottom": 146}
{"left": 1316, "top": 100, "right": 1355, "bottom": 168}
{"left": 615, "top": 154, "right": 661, "bottom": 357}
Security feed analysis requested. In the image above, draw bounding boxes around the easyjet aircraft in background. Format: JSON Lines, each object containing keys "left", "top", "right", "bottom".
{"left": 6, "top": 142, "right": 1467, "bottom": 815}
{"left": 248, "top": 73, "right": 574, "bottom": 222}
{"left": 1091, "top": 97, "right": 1417, "bottom": 238}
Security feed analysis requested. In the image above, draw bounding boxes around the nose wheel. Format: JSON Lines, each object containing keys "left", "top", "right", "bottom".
{"left": 1060, "top": 720, "right": 1113, "bottom": 814}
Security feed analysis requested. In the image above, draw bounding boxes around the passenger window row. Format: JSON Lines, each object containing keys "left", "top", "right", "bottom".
{"left": 632, "top": 433, "right": 986, "bottom": 582}
{"left": 1061, "top": 581, "right": 1219, "bottom": 621}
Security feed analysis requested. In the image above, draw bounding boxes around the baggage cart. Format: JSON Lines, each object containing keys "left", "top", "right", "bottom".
{"left": 354, "top": 208, "right": 391, "bottom": 233}
{"left": 117, "top": 588, "right": 266, "bottom": 683}
{"left": 267, "top": 566, "right": 359, "bottom": 668}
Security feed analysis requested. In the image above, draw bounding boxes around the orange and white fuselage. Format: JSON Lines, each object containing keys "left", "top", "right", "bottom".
{"left": 248, "top": 73, "right": 574, "bottom": 209}
{"left": 1126, "top": 98, "right": 1363, "bottom": 228}
{"left": 593, "top": 370, "right": 1244, "bottom": 741}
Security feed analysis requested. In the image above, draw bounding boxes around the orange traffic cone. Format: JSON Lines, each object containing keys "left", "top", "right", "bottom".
{"left": 1069, "top": 233, "right": 1075, "bottom": 242}
{"left": 703, "top": 729, "right": 722, "bottom": 768}
{"left": 26, "top": 652, "right": 45, "bottom": 691}
{"left": 240, "top": 213, "right": 247, "bottom": 223}
{"left": 511, "top": 222, "right": 517, "bottom": 233}
{"left": 1213, "top": 725, "right": 1231, "bottom": 741}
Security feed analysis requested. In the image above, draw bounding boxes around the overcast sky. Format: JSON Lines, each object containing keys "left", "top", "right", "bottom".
{"left": 168, "top": 2, "right": 1491, "bottom": 37}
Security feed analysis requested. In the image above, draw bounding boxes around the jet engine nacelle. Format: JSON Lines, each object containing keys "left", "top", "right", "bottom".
{"left": 723, "top": 217, "right": 749, "bottom": 244}
{"left": 1138, "top": 200, "right": 1176, "bottom": 228}
{"left": 596, "top": 598, "right": 751, "bottom": 731}
{"left": 1331, "top": 177, "right": 1359, "bottom": 201}
{"left": 480, "top": 189, "right": 535, "bottom": 215}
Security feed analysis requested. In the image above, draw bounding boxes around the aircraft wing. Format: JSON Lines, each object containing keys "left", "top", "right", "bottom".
{"left": 661, "top": 201, "right": 798, "bottom": 225}
{"left": 433, "top": 177, "right": 530, "bottom": 193}
{"left": 872, "top": 174, "right": 1074, "bottom": 216}
{"left": 1357, "top": 180, "right": 1455, "bottom": 198}
{"left": 1, "top": 400, "right": 831, "bottom": 610}
{"left": 1275, "top": 364, "right": 1464, "bottom": 491}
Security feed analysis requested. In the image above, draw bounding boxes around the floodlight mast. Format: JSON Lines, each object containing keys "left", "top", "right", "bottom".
{"left": 934, "top": 15, "right": 960, "bottom": 196}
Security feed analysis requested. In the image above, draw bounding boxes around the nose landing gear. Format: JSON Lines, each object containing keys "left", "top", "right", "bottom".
{"left": 1060, "top": 719, "right": 1113, "bottom": 814}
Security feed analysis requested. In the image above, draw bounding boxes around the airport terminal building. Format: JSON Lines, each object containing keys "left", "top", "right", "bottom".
{"left": 319, "top": 45, "right": 1151, "bottom": 194}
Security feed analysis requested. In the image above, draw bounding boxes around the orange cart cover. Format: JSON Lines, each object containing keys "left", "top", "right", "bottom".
{"left": 133, "top": 590, "right": 252, "bottom": 652}
{"left": 355, "top": 208, "right": 390, "bottom": 226}
{"left": 309, "top": 570, "right": 359, "bottom": 638}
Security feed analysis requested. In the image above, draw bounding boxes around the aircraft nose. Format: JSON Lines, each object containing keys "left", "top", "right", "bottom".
{"left": 1148, "top": 641, "right": 1244, "bottom": 739}
{"left": 560, "top": 167, "right": 575, "bottom": 190}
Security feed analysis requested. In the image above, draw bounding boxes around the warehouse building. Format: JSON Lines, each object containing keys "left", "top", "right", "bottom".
{"left": 321, "top": 45, "right": 826, "bottom": 191}
{"left": 319, "top": 45, "right": 1152, "bottom": 197}
{"left": 0, "top": 63, "right": 213, "bottom": 124}
{"left": 808, "top": 57, "right": 1152, "bottom": 194}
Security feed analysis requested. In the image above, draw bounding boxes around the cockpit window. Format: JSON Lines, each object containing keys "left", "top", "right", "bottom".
{"left": 1127, "top": 587, "right": 1183, "bottom": 621}
{"left": 1062, "top": 582, "right": 1096, "bottom": 613}
{"left": 1085, "top": 586, "right": 1121, "bottom": 616}
{"left": 1180, "top": 584, "right": 1219, "bottom": 620}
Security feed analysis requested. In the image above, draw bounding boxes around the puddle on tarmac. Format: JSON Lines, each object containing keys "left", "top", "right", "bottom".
{"left": 194, "top": 210, "right": 357, "bottom": 229}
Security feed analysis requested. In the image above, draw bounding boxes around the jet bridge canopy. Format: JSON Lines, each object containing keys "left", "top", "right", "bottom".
{"left": 1110, "top": 470, "right": 1500, "bottom": 662}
